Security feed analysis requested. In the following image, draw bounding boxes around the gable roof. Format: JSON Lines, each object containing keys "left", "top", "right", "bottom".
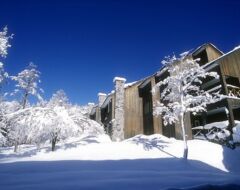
{"left": 191, "top": 43, "right": 224, "bottom": 56}
{"left": 202, "top": 45, "right": 240, "bottom": 70}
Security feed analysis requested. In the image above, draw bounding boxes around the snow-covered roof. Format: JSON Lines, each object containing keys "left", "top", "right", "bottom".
{"left": 101, "top": 95, "right": 112, "bottom": 109}
{"left": 233, "top": 45, "right": 240, "bottom": 50}
{"left": 124, "top": 81, "right": 138, "bottom": 88}
{"left": 156, "top": 66, "right": 167, "bottom": 77}
{"left": 138, "top": 73, "right": 157, "bottom": 89}
{"left": 156, "top": 43, "right": 225, "bottom": 78}
{"left": 202, "top": 45, "right": 240, "bottom": 70}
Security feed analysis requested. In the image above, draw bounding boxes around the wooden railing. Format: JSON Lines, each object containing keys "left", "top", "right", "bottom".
{"left": 227, "top": 85, "right": 240, "bottom": 98}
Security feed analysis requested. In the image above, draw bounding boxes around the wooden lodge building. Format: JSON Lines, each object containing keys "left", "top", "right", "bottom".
{"left": 90, "top": 43, "right": 240, "bottom": 141}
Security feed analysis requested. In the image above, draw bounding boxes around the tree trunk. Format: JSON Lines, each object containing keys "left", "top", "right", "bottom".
{"left": 180, "top": 114, "right": 188, "bottom": 159}
{"left": 14, "top": 142, "right": 18, "bottom": 153}
{"left": 51, "top": 137, "right": 57, "bottom": 151}
{"left": 22, "top": 92, "right": 29, "bottom": 109}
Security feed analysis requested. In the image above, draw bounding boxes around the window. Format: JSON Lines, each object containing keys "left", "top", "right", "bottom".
{"left": 193, "top": 49, "right": 208, "bottom": 66}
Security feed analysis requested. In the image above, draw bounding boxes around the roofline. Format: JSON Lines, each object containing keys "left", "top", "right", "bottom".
{"left": 101, "top": 94, "right": 113, "bottom": 109}
{"left": 202, "top": 45, "right": 240, "bottom": 70}
{"left": 192, "top": 43, "right": 224, "bottom": 56}
{"left": 137, "top": 72, "right": 158, "bottom": 88}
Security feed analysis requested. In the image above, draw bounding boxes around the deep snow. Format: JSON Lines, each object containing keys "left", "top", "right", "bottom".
{"left": 0, "top": 134, "right": 240, "bottom": 190}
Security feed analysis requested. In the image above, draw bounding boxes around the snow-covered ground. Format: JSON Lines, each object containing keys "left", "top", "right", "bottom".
{"left": 0, "top": 134, "right": 240, "bottom": 190}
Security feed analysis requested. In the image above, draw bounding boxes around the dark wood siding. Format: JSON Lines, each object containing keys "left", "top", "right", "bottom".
{"left": 124, "top": 82, "right": 143, "bottom": 138}
{"left": 220, "top": 49, "right": 240, "bottom": 78}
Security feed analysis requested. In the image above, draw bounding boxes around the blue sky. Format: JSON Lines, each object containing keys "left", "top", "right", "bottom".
{"left": 1, "top": 0, "right": 240, "bottom": 105}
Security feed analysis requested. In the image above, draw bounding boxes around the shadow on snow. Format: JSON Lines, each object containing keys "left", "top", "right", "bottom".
{"left": 0, "top": 158, "right": 239, "bottom": 190}
{"left": 0, "top": 135, "right": 100, "bottom": 160}
{"left": 128, "top": 135, "right": 177, "bottom": 158}
{"left": 222, "top": 145, "right": 240, "bottom": 173}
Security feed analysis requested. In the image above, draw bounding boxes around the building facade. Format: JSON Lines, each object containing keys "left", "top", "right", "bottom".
{"left": 90, "top": 43, "right": 240, "bottom": 141}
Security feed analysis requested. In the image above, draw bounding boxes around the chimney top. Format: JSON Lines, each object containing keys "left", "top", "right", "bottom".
{"left": 113, "top": 77, "right": 126, "bottom": 83}
{"left": 98, "top": 93, "right": 107, "bottom": 96}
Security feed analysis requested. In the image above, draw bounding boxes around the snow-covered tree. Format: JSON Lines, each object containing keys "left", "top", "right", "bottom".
{"left": 0, "top": 27, "right": 12, "bottom": 93}
{"left": 0, "top": 131, "right": 6, "bottom": 145}
{"left": 48, "top": 89, "right": 69, "bottom": 108}
{"left": 2, "top": 61, "right": 43, "bottom": 151}
{"left": 12, "top": 63, "right": 42, "bottom": 108}
{"left": 3, "top": 106, "right": 81, "bottom": 152}
{"left": 68, "top": 104, "right": 104, "bottom": 135}
{"left": 0, "top": 63, "right": 8, "bottom": 92}
{"left": 0, "top": 101, "right": 21, "bottom": 147}
{"left": 76, "top": 103, "right": 95, "bottom": 117}
{"left": 0, "top": 26, "right": 12, "bottom": 58}
{"left": 0, "top": 100, "right": 21, "bottom": 116}
{"left": 2, "top": 101, "right": 104, "bottom": 152}
{"left": 0, "top": 26, "right": 13, "bottom": 145}
{"left": 48, "top": 106, "right": 80, "bottom": 151}
{"left": 152, "top": 52, "right": 221, "bottom": 159}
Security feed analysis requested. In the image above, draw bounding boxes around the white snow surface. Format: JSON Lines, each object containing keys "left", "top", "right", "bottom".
{"left": 0, "top": 134, "right": 240, "bottom": 190}
{"left": 233, "top": 122, "right": 240, "bottom": 143}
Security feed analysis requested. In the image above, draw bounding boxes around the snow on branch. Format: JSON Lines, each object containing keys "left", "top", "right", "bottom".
{"left": 153, "top": 53, "right": 222, "bottom": 125}
{"left": 11, "top": 62, "right": 43, "bottom": 107}
{"left": 153, "top": 52, "right": 224, "bottom": 159}
{"left": 0, "top": 26, "right": 13, "bottom": 58}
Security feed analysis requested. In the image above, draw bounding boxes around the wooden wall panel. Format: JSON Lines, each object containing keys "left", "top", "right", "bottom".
{"left": 220, "top": 49, "right": 240, "bottom": 78}
{"left": 124, "top": 83, "right": 144, "bottom": 138}
{"left": 206, "top": 45, "right": 222, "bottom": 62}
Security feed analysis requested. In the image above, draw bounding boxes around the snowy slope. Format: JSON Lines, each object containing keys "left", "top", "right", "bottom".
{"left": 0, "top": 134, "right": 240, "bottom": 190}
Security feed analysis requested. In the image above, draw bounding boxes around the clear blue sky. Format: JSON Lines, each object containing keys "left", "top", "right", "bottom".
{"left": 1, "top": 0, "right": 240, "bottom": 105}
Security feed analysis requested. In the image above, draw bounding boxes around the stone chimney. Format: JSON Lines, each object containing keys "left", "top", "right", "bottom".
{"left": 112, "top": 77, "right": 126, "bottom": 141}
{"left": 96, "top": 93, "right": 107, "bottom": 123}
